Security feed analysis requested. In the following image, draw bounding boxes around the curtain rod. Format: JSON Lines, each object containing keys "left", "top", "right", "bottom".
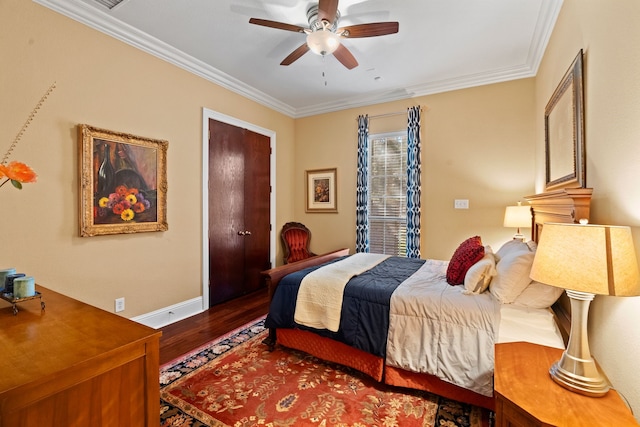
{"left": 369, "top": 110, "right": 406, "bottom": 119}
{"left": 359, "top": 107, "right": 424, "bottom": 120}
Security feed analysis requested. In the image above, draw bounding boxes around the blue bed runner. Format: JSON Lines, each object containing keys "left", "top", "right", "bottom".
{"left": 265, "top": 256, "right": 425, "bottom": 358}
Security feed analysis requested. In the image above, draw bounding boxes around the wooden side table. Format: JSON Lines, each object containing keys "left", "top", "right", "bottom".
{"left": 494, "top": 342, "right": 638, "bottom": 426}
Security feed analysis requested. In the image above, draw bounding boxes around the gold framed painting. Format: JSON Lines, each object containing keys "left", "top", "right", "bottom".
{"left": 306, "top": 168, "right": 337, "bottom": 213}
{"left": 78, "top": 124, "right": 168, "bottom": 236}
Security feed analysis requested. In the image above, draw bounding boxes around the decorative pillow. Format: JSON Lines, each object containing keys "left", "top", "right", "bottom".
{"left": 512, "top": 280, "right": 564, "bottom": 309}
{"left": 495, "top": 239, "right": 530, "bottom": 262}
{"left": 489, "top": 247, "right": 535, "bottom": 303}
{"left": 463, "top": 246, "right": 497, "bottom": 294}
{"left": 446, "top": 236, "right": 485, "bottom": 285}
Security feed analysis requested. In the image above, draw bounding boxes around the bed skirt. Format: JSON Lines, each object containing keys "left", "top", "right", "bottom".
{"left": 274, "top": 328, "right": 496, "bottom": 411}
{"left": 276, "top": 328, "right": 385, "bottom": 381}
{"left": 385, "top": 365, "right": 495, "bottom": 411}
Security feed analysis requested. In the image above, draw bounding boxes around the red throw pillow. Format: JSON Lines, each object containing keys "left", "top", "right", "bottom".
{"left": 446, "top": 236, "right": 485, "bottom": 285}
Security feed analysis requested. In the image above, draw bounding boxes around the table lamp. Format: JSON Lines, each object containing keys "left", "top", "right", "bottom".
{"left": 503, "top": 202, "right": 531, "bottom": 241}
{"left": 529, "top": 221, "right": 640, "bottom": 397}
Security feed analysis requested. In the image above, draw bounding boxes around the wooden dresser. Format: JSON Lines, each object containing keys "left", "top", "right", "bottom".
{"left": 0, "top": 285, "right": 161, "bottom": 427}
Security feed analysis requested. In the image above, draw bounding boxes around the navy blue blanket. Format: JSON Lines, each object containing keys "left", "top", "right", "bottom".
{"left": 265, "top": 256, "right": 425, "bottom": 358}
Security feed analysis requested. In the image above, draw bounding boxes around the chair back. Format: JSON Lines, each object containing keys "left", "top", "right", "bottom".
{"left": 281, "top": 222, "right": 315, "bottom": 264}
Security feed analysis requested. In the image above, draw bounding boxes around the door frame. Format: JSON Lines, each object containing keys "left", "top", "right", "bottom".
{"left": 201, "top": 108, "right": 276, "bottom": 309}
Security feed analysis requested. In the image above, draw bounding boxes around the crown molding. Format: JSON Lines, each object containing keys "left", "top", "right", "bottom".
{"left": 34, "top": 0, "right": 561, "bottom": 119}
{"left": 293, "top": 0, "right": 562, "bottom": 117}
{"left": 33, "top": 0, "right": 297, "bottom": 117}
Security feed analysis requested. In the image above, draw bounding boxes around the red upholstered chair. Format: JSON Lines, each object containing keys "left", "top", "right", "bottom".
{"left": 281, "top": 222, "right": 316, "bottom": 264}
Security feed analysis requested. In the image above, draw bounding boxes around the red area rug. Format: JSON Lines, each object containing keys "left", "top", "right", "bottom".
{"left": 160, "top": 317, "right": 491, "bottom": 427}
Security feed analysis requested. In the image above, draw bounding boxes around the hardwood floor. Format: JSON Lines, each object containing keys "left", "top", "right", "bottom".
{"left": 159, "top": 287, "right": 270, "bottom": 365}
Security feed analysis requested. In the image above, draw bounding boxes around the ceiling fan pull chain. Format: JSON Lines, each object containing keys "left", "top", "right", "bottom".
{"left": 322, "top": 57, "right": 328, "bottom": 87}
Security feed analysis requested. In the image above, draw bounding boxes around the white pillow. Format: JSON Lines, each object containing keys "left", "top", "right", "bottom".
{"left": 463, "top": 246, "right": 497, "bottom": 294}
{"left": 495, "top": 239, "right": 530, "bottom": 262}
{"left": 526, "top": 240, "right": 538, "bottom": 252}
{"left": 512, "top": 280, "right": 564, "bottom": 309}
{"left": 490, "top": 248, "right": 535, "bottom": 303}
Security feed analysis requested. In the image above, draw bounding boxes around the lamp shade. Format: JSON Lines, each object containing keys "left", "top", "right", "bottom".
{"left": 307, "top": 30, "right": 340, "bottom": 56}
{"left": 503, "top": 204, "right": 531, "bottom": 228}
{"left": 530, "top": 223, "right": 640, "bottom": 296}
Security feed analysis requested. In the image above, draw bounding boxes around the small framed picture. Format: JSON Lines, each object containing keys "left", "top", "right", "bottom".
{"left": 78, "top": 124, "right": 168, "bottom": 236}
{"left": 306, "top": 168, "right": 337, "bottom": 213}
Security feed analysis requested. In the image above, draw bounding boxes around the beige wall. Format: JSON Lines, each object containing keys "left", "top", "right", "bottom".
{"left": 2, "top": 0, "right": 536, "bottom": 320}
{"left": 0, "top": 0, "right": 296, "bottom": 316}
{"left": 295, "top": 79, "right": 536, "bottom": 260}
{"left": 5, "top": 0, "right": 640, "bottom": 418}
{"left": 535, "top": 0, "right": 640, "bottom": 418}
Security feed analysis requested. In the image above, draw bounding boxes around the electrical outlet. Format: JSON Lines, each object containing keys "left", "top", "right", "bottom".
{"left": 454, "top": 199, "right": 469, "bottom": 209}
{"left": 115, "top": 297, "right": 125, "bottom": 312}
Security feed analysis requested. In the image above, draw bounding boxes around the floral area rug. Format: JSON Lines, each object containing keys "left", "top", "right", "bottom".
{"left": 160, "top": 317, "right": 491, "bottom": 427}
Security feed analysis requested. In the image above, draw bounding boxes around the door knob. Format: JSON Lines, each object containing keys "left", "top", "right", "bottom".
{"left": 237, "top": 231, "right": 246, "bottom": 236}
{"left": 244, "top": 231, "right": 252, "bottom": 236}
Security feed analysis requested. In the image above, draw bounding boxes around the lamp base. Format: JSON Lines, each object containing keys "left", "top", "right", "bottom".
{"left": 550, "top": 289, "right": 610, "bottom": 397}
{"left": 550, "top": 353, "right": 610, "bottom": 397}
{"left": 512, "top": 233, "right": 526, "bottom": 241}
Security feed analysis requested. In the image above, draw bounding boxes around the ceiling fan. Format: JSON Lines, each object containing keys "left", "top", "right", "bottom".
{"left": 249, "top": 0, "right": 399, "bottom": 70}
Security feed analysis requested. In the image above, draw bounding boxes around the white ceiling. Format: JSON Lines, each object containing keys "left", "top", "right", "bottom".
{"left": 34, "top": 0, "right": 563, "bottom": 118}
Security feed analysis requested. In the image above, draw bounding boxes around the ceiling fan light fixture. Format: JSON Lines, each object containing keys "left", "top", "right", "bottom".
{"left": 307, "top": 29, "right": 340, "bottom": 56}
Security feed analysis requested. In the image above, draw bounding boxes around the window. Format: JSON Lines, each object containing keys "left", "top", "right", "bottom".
{"left": 368, "top": 131, "right": 408, "bottom": 256}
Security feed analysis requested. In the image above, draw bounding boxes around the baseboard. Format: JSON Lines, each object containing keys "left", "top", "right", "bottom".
{"left": 131, "top": 296, "right": 205, "bottom": 329}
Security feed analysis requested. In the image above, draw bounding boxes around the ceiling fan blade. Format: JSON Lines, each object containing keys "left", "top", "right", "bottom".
{"left": 280, "top": 43, "right": 310, "bottom": 66}
{"left": 318, "top": 0, "right": 339, "bottom": 23}
{"left": 249, "top": 18, "right": 306, "bottom": 33}
{"left": 333, "top": 44, "right": 358, "bottom": 69}
{"left": 338, "top": 22, "right": 399, "bottom": 38}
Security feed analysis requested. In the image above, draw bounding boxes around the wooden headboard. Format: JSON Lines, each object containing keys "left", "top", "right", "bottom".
{"left": 524, "top": 187, "right": 593, "bottom": 343}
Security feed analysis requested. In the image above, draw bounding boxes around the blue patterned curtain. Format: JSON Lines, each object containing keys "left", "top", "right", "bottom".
{"left": 355, "top": 115, "right": 369, "bottom": 253}
{"left": 406, "top": 106, "right": 421, "bottom": 258}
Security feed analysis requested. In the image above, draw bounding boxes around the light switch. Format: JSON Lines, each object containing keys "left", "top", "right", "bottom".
{"left": 454, "top": 199, "right": 469, "bottom": 209}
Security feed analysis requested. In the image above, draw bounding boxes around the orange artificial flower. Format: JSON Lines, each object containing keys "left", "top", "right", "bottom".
{"left": 0, "top": 161, "right": 37, "bottom": 183}
{"left": 2, "top": 83, "right": 55, "bottom": 192}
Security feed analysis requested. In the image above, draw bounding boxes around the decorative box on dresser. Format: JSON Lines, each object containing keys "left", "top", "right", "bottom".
{"left": 0, "top": 285, "right": 161, "bottom": 427}
{"left": 494, "top": 342, "right": 638, "bottom": 427}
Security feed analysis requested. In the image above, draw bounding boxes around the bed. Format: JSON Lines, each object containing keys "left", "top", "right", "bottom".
{"left": 262, "top": 188, "right": 592, "bottom": 411}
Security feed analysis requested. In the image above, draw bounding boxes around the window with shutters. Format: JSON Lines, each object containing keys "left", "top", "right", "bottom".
{"left": 368, "top": 131, "right": 408, "bottom": 256}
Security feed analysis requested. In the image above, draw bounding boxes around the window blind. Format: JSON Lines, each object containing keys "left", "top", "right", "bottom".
{"left": 368, "top": 132, "right": 408, "bottom": 256}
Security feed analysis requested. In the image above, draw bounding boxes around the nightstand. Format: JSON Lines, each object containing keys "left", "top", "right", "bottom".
{"left": 494, "top": 342, "right": 638, "bottom": 426}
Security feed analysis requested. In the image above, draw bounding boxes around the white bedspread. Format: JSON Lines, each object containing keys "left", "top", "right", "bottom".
{"left": 386, "top": 259, "right": 500, "bottom": 397}
{"left": 497, "top": 304, "right": 564, "bottom": 349}
{"left": 294, "top": 253, "right": 389, "bottom": 332}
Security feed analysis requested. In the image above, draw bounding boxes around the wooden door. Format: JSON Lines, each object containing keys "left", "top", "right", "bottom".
{"left": 242, "top": 129, "right": 271, "bottom": 293}
{"left": 208, "top": 119, "right": 270, "bottom": 306}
